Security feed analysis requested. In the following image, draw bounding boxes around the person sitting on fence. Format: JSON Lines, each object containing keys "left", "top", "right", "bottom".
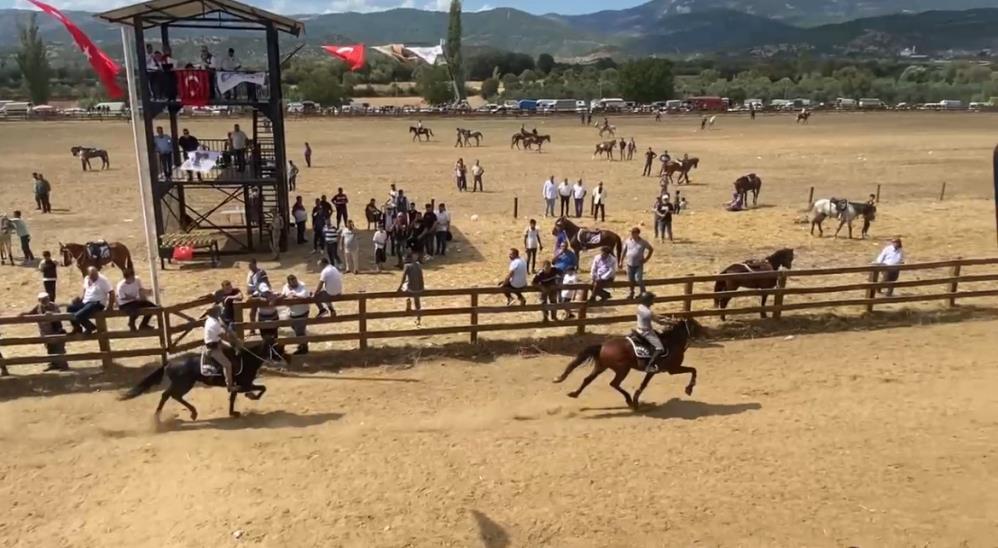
{"left": 67, "top": 266, "right": 114, "bottom": 336}
{"left": 315, "top": 257, "right": 343, "bottom": 318}
{"left": 212, "top": 280, "right": 242, "bottom": 327}
{"left": 20, "top": 292, "right": 68, "bottom": 371}
{"left": 203, "top": 305, "right": 239, "bottom": 393}
{"left": 116, "top": 270, "right": 156, "bottom": 331}
{"left": 874, "top": 237, "right": 904, "bottom": 296}
{"left": 280, "top": 274, "right": 311, "bottom": 355}
{"left": 589, "top": 246, "right": 616, "bottom": 302}
{"left": 532, "top": 260, "right": 563, "bottom": 322}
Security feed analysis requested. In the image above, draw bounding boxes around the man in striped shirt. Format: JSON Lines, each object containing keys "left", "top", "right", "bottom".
{"left": 323, "top": 220, "right": 342, "bottom": 269}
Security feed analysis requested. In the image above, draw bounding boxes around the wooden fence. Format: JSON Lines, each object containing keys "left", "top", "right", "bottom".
{"left": 1, "top": 257, "right": 997, "bottom": 373}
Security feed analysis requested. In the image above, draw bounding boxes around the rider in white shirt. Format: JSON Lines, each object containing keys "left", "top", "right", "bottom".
{"left": 204, "top": 306, "right": 238, "bottom": 392}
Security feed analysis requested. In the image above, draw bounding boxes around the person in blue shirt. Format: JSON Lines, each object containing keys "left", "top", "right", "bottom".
{"left": 153, "top": 126, "right": 174, "bottom": 181}
{"left": 554, "top": 227, "right": 569, "bottom": 250}
{"left": 552, "top": 241, "right": 577, "bottom": 273}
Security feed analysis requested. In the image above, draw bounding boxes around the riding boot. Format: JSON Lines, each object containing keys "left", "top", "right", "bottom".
{"left": 646, "top": 349, "right": 662, "bottom": 373}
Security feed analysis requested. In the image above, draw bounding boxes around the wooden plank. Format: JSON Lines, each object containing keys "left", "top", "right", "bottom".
{"left": 577, "top": 288, "right": 590, "bottom": 335}
{"left": 0, "top": 328, "right": 162, "bottom": 347}
{"left": 470, "top": 293, "right": 479, "bottom": 343}
{"left": 0, "top": 348, "right": 163, "bottom": 367}
{"left": 682, "top": 276, "right": 694, "bottom": 313}
{"left": 95, "top": 315, "right": 113, "bottom": 368}
{"left": 358, "top": 296, "right": 368, "bottom": 350}
{"left": 772, "top": 271, "right": 788, "bottom": 320}
{"left": 949, "top": 262, "right": 962, "bottom": 307}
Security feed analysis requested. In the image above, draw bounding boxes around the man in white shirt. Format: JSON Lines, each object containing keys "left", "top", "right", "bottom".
{"left": 471, "top": 161, "right": 485, "bottom": 192}
{"left": 593, "top": 181, "right": 608, "bottom": 222}
{"left": 340, "top": 220, "right": 360, "bottom": 274}
{"left": 636, "top": 292, "right": 669, "bottom": 373}
{"left": 315, "top": 258, "right": 343, "bottom": 317}
{"left": 281, "top": 274, "right": 311, "bottom": 355}
{"left": 874, "top": 237, "right": 905, "bottom": 295}
{"left": 590, "top": 246, "right": 617, "bottom": 302}
{"left": 67, "top": 266, "right": 114, "bottom": 335}
{"left": 435, "top": 203, "right": 451, "bottom": 256}
{"left": 500, "top": 248, "right": 529, "bottom": 306}
{"left": 572, "top": 180, "right": 587, "bottom": 218}
{"left": 116, "top": 270, "right": 156, "bottom": 331}
{"left": 203, "top": 306, "right": 238, "bottom": 393}
{"left": 373, "top": 225, "right": 388, "bottom": 271}
{"left": 523, "top": 219, "right": 543, "bottom": 274}
{"left": 220, "top": 47, "right": 241, "bottom": 71}
{"left": 542, "top": 176, "right": 557, "bottom": 217}
{"left": 558, "top": 178, "right": 572, "bottom": 217}
{"left": 230, "top": 123, "right": 248, "bottom": 173}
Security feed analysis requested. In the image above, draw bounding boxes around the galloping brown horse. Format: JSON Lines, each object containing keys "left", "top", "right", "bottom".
{"left": 522, "top": 134, "right": 551, "bottom": 152}
{"left": 553, "top": 217, "right": 622, "bottom": 264}
{"left": 733, "top": 173, "right": 762, "bottom": 207}
{"left": 554, "top": 318, "right": 704, "bottom": 409}
{"left": 713, "top": 248, "right": 794, "bottom": 320}
{"left": 60, "top": 241, "right": 133, "bottom": 275}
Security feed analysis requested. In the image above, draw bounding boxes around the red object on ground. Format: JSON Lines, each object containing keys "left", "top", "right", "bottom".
{"left": 172, "top": 246, "right": 194, "bottom": 262}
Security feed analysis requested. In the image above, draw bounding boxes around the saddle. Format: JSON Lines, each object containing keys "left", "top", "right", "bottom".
{"left": 740, "top": 259, "right": 770, "bottom": 271}
{"left": 627, "top": 330, "right": 669, "bottom": 371}
{"left": 86, "top": 240, "right": 111, "bottom": 261}
{"left": 200, "top": 347, "right": 243, "bottom": 377}
{"left": 578, "top": 229, "right": 602, "bottom": 246}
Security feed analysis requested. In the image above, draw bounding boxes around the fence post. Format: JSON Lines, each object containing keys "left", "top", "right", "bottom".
{"left": 875, "top": 184, "right": 881, "bottom": 204}
{"left": 682, "top": 276, "right": 694, "bottom": 313}
{"left": 576, "top": 287, "right": 590, "bottom": 335}
{"left": 948, "top": 260, "right": 962, "bottom": 307}
{"left": 358, "top": 295, "right": 368, "bottom": 350}
{"left": 233, "top": 302, "right": 245, "bottom": 340}
{"left": 470, "top": 292, "right": 479, "bottom": 343}
{"left": 806, "top": 186, "right": 814, "bottom": 208}
{"left": 95, "top": 314, "right": 113, "bottom": 368}
{"left": 939, "top": 181, "right": 947, "bottom": 201}
{"left": 158, "top": 307, "right": 170, "bottom": 363}
{"left": 513, "top": 196, "right": 518, "bottom": 219}
{"left": 772, "top": 271, "right": 788, "bottom": 320}
{"left": 866, "top": 269, "right": 879, "bottom": 313}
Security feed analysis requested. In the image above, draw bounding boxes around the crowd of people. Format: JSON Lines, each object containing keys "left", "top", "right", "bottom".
{"left": 145, "top": 44, "right": 251, "bottom": 102}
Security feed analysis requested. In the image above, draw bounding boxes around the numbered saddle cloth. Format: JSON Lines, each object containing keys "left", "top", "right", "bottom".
{"left": 578, "top": 229, "right": 602, "bottom": 246}
{"left": 86, "top": 240, "right": 111, "bottom": 261}
{"left": 626, "top": 330, "right": 669, "bottom": 364}
{"left": 200, "top": 349, "right": 242, "bottom": 377}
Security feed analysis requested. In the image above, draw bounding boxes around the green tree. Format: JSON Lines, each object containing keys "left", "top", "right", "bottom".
{"left": 537, "top": 53, "right": 555, "bottom": 75}
{"left": 417, "top": 65, "right": 456, "bottom": 105}
{"left": 480, "top": 77, "right": 499, "bottom": 99}
{"left": 298, "top": 65, "right": 348, "bottom": 107}
{"left": 15, "top": 14, "right": 50, "bottom": 104}
{"left": 618, "top": 58, "right": 673, "bottom": 103}
{"left": 445, "top": 0, "right": 465, "bottom": 99}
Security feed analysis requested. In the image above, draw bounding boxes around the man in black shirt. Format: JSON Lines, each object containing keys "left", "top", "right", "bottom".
{"left": 319, "top": 194, "right": 333, "bottom": 220}
{"left": 643, "top": 148, "right": 656, "bottom": 177}
{"left": 178, "top": 128, "right": 202, "bottom": 182}
{"left": 657, "top": 198, "right": 674, "bottom": 242}
{"left": 332, "top": 188, "right": 349, "bottom": 228}
{"left": 532, "top": 260, "right": 563, "bottom": 322}
{"left": 311, "top": 198, "right": 328, "bottom": 252}
{"left": 212, "top": 280, "right": 243, "bottom": 327}
{"left": 39, "top": 250, "right": 58, "bottom": 300}
{"left": 419, "top": 203, "right": 437, "bottom": 258}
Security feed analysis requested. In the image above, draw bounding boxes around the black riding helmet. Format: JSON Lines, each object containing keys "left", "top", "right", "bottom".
{"left": 639, "top": 292, "right": 656, "bottom": 305}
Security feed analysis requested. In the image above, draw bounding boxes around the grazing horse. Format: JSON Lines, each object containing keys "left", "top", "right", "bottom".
{"left": 714, "top": 248, "right": 795, "bottom": 320}
{"left": 553, "top": 318, "right": 705, "bottom": 409}
{"left": 796, "top": 111, "right": 811, "bottom": 124}
{"left": 593, "top": 141, "right": 616, "bottom": 160}
{"left": 553, "top": 217, "right": 622, "bottom": 263}
{"left": 60, "top": 241, "right": 133, "bottom": 275}
{"left": 522, "top": 134, "right": 551, "bottom": 153}
{"left": 678, "top": 156, "right": 699, "bottom": 184}
{"left": 733, "top": 173, "right": 763, "bottom": 207}
{"left": 121, "top": 341, "right": 287, "bottom": 421}
{"left": 71, "top": 146, "right": 110, "bottom": 171}
{"left": 0, "top": 215, "right": 14, "bottom": 266}
{"left": 409, "top": 126, "right": 433, "bottom": 142}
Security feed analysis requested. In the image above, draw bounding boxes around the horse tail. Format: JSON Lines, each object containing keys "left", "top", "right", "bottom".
{"left": 554, "top": 344, "right": 601, "bottom": 383}
{"left": 120, "top": 364, "right": 166, "bottom": 400}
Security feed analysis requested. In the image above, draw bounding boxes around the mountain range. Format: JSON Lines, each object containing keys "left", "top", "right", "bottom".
{"left": 0, "top": 1, "right": 996, "bottom": 60}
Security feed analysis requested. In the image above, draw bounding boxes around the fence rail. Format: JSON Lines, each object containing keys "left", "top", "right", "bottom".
{"left": 1, "top": 257, "right": 997, "bottom": 374}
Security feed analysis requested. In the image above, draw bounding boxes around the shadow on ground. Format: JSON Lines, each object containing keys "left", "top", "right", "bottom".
{"left": 470, "top": 510, "right": 510, "bottom": 548}
{"left": 583, "top": 398, "right": 761, "bottom": 421}
{"left": 165, "top": 410, "right": 344, "bottom": 432}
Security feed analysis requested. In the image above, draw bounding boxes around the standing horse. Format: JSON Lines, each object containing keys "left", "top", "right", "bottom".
{"left": 713, "top": 248, "right": 795, "bottom": 320}
{"left": 522, "top": 134, "right": 551, "bottom": 153}
{"left": 71, "top": 146, "right": 110, "bottom": 171}
{"left": 409, "top": 127, "right": 433, "bottom": 142}
{"left": 593, "top": 141, "right": 616, "bottom": 160}
{"left": 0, "top": 215, "right": 14, "bottom": 266}
{"left": 733, "top": 173, "right": 762, "bottom": 207}
{"left": 553, "top": 217, "right": 622, "bottom": 264}
{"left": 120, "top": 341, "right": 286, "bottom": 421}
{"left": 809, "top": 198, "right": 841, "bottom": 237}
{"left": 678, "top": 156, "right": 699, "bottom": 184}
{"left": 796, "top": 111, "right": 811, "bottom": 124}
{"left": 554, "top": 318, "right": 704, "bottom": 409}
{"left": 60, "top": 241, "right": 133, "bottom": 275}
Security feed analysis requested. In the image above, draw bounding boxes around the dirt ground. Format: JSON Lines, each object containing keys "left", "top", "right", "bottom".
{"left": 1, "top": 318, "right": 997, "bottom": 546}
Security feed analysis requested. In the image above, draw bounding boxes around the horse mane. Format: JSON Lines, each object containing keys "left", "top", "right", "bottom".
{"left": 766, "top": 248, "right": 794, "bottom": 268}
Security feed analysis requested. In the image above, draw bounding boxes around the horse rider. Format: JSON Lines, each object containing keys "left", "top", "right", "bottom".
{"left": 416, "top": 119, "right": 423, "bottom": 130}
{"left": 636, "top": 292, "right": 668, "bottom": 373}
{"left": 204, "top": 305, "right": 241, "bottom": 393}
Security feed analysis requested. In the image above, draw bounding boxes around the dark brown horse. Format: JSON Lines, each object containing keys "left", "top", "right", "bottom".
{"left": 553, "top": 217, "right": 622, "bottom": 264}
{"left": 733, "top": 173, "right": 762, "bottom": 207}
{"left": 60, "top": 241, "right": 133, "bottom": 275}
{"left": 593, "top": 140, "right": 616, "bottom": 160}
{"left": 409, "top": 126, "right": 433, "bottom": 142}
{"left": 796, "top": 111, "right": 811, "bottom": 124}
{"left": 678, "top": 156, "right": 699, "bottom": 184}
{"left": 71, "top": 146, "right": 110, "bottom": 171}
{"left": 554, "top": 318, "right": 704, "bottom": 409}
{"left": 713, "top": 248, "right": 795, "bottom": 320}
{"left": 522, "top": 134, "right": 551, "bottom": 153}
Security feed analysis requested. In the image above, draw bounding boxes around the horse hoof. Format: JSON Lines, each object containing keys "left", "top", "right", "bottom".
{"left": 552, "top": 376, "right": 565, "bottom": 384}
{"left": 685, "top": 385, "right": 694, "bottom": 396}
{"left": 230, "top": 411, "right": 241, "bottom": 418}
{"left": 190, "top": 411, "right": 198, "bottom": 421}
{"left": 567, "top": 392, "right": 580, "bottom": 399}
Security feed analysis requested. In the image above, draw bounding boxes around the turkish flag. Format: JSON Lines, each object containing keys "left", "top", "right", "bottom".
{"left": 26, "top": 0, "right": 123, "bottom": 99}
{"left": 322, "top": 44, "right": 366, "bottom": 71}
{"left": 176, "top": 69, "right": 211, "bottom": 106}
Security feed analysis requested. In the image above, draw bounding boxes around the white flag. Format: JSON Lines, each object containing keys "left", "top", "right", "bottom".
{"left": 180, "top": 150, "right": 221, "bottom": 174}
{"left": 217, "top": 71, "right": 266, "bottom": 94}
{"left": 408, "top": 46, "right": 444, "bottom": 65}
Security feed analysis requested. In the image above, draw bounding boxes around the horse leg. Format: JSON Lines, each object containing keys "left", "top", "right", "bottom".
{"left": 568, "top": 364, "right": 606, "bottom": 398}
{"left": 172, "top": 392, "right": 198, "bottom": 421}
{"left": 229, "top": 391, "right": 241, "bottom": 417}
{"left": 155, "top": 388, "right": 171, "bottom": 420}
{"left": 753, "top": 189, "right": 759, "bottom": 207}
{"left": 608, "top": 368, "right": 634, "bottom": 408}
{"left": 760, "top": 293, "right": 768, "bottom": 319}
{"left": 847, "top": 220, "right": 854, "bottom": 239}
{"left": 244, "top": 384, "right": 266, "bottom": 401}
{"left": 632, "top": 372, "right": 655, "bottom": 409}
{"left": 834, "top": 218, "right": 846, "bottom": 238}
{"left": 666, "top": 364, "right": 698, "bottom": 396}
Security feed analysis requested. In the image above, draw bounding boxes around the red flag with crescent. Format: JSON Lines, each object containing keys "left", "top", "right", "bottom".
{"left": 176, "top": 69, "right": 211, "bottom": 106}
{"left": 26, "top": 0, "right": 124, "bottom": 99}
{"left": 322, "top": 44, "right": 366, "bottom": 71}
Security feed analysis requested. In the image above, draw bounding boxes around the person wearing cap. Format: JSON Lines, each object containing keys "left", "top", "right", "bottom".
{"left": 204, "top": 305, "right": 239, "bottom": 392}
{"left": 874, "top": 237, "right": 904, "bottom": 296}
{"left": 254, "top": 280, "right": 279, "bottom": 343}
{"left": 636, "top": 292, "right": 669, "bottom": 373}
{"left": 21, "top": 292, "right": 68, "bottom": 371}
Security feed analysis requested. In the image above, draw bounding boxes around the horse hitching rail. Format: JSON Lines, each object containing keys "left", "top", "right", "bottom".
{"left": 1, "top": 257, "right": 997, "bottom": 373}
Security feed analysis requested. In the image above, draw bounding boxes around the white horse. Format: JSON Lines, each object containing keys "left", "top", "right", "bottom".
{"left": 810, "top": 198, "right": 863, "bottom": 239}
{"left": 0, "top": 215, "right": 14, "bottom": 265}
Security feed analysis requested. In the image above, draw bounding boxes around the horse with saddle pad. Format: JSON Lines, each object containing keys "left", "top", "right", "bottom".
{"left": 409, "top": 126, "right": 433, "bottom": 142}
{"left": 714, "top": 248, "right": 795, "bottom": 320}
{"left": 60, "top": 240, "right": 133, "bottom": 275}
{"left": 455, "top": 128, "right": 483, "bottom": 147}
{"left": 121, "top": 340, "right": 287, "bottom": 421}
{"left": 809, "top": 198, "right": 875, "bottom": 239}
{"left": 71, "top": 146, "right": 110, "bottom": 171}
{"left": 733, "top": 173, "right": 763, "bottom": 207}
{"left": 553, "top": 217, "right": 622, "bottom": 264}
{"left": 553, "top": 317, "right": 705, "bottom": 409}
{"left": 593, "top": 140, "right": 616, "bottom": 160}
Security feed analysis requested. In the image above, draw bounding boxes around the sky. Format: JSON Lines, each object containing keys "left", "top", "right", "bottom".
{"left": 3, "top": 0, "right": 649, "bottom": 15}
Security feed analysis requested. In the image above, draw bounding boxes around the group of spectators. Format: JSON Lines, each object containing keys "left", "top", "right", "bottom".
{"left": 453, "top": 158, "right": 485, "bottom": 192}
{"left": 541, "top": 177, "right": 609, "bottom": 220}
{"left": 152, "top": 123, "right": 251, "bottom": 182}
{"left": 145, "top": 43, "right": 245, "bottom": 101}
